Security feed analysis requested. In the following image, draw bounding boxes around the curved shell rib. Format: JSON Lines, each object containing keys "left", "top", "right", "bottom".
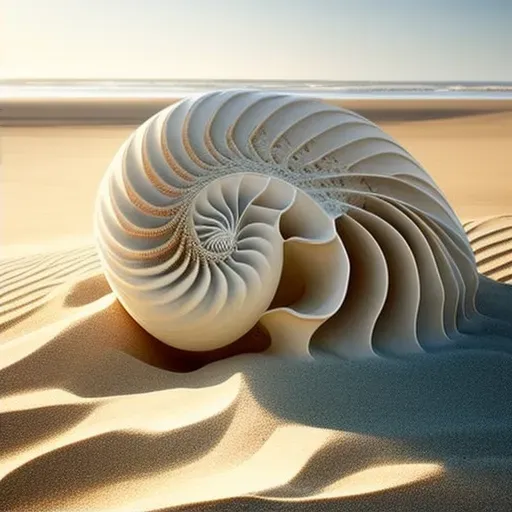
{"left": 94, "top": 89, "right": 487, "bottom": 358}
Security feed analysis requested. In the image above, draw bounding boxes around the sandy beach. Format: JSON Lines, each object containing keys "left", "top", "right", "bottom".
{"left": 1, "top": 103, "right": 512, "bottom": 511}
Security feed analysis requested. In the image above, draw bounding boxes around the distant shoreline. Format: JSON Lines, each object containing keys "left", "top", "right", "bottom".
{"left": 2, "top": 83, "right": 512, "bottom": 126}
{"left": 2, "top": 78, "right": 512, "bottom": 87}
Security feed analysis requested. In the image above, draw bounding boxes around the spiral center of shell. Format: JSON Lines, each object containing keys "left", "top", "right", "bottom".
{"left": 200, "top": 229, "right": 236, "bottom": 255}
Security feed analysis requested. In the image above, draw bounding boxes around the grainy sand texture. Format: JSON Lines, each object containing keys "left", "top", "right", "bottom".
{"left": 1, "top": 107, "right": 512, "bottom": 511}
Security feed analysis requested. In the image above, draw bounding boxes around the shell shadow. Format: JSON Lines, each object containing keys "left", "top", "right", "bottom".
{"left": 0, "top": 272, "right": 269, "bottom": 397}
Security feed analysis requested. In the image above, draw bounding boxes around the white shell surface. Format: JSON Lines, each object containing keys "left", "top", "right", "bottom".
{"left": 94, "top": 89, "right": 483, "bottom": 357}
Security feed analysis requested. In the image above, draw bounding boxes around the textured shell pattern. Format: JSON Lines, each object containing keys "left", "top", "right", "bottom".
{"left": 94, "top": 89, "right": 482, "bottom": 358}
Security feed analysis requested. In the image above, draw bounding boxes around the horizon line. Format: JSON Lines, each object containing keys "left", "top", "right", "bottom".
{"left": 2, "top": 78, "right": 512, "bottom": 86}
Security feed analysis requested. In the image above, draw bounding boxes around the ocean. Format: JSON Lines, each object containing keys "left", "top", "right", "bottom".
{"left": 3, "top": 79, "right": 512, "bottom": 96}
{"left": 2, "top": 80, "right": 512, "bottom": 125}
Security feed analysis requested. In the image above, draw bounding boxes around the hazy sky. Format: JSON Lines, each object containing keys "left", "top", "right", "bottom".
{"left": 1, "top": 0, "right": 511, "bottom": 81}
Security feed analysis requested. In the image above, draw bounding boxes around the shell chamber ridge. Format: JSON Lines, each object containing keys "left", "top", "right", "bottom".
{"left": 95, "top": 89, "right": 490, "bottom": 359}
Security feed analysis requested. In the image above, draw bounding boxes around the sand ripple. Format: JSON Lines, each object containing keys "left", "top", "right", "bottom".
{"left": 1, "top": 217, "right": 512, "bottom": 510}
{"left": 464, "top": 215, "right": 512, "bottom": 284}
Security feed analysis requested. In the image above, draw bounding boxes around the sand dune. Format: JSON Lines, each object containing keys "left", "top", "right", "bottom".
{"left": 1, "top": 109, "right": 512, "bottom": 511}
{"left": 1, "top": 216, "right": 512, "bottom": 511}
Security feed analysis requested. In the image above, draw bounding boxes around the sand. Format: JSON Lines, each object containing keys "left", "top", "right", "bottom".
{"left": 1, "top": 108, "right": 512, "bottom": 511}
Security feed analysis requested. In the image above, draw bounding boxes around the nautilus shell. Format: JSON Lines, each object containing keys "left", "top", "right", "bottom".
{"left": 94, "top": 89, "right": 484, "bottom": 359}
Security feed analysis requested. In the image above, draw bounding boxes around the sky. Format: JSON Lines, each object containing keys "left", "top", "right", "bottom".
{"left": 1, "top": 0, "right": 511, "bottom": 82}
